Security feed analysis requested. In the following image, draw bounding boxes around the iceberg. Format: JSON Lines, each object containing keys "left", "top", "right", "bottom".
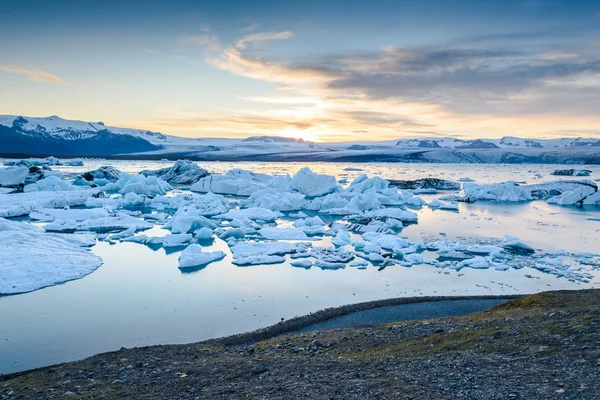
{"left": 388, "top": 178, "right": 460, "bottom": 191}
{"left": 231, "top": 241, "right": 299, "bottom": 265}
{"left": 217, "top": 207, "right": 282, "bottom": 222}
{"left": 105, "top": 173, "right": 172, "bottom": 196}
{"left": 502, "top": 235, "right": 535, "bottom": 253}
{"left": 191, "top": 169, "right": 288, "bottom": 196}
{"left": 259, "top": 227, "right": 308, "bottom": 240}
{"left": 178, "top": 244, "right": 225, "bottom": 268}
{"left": 162, "top": 233, "right": 193, "bottom": 247}
{"left": 363, "top": 232, "right": 410, "bottom": 250}
{"left": 463, "top": 182, "right": 531, "bottom": 202}
{"left": 141, "top": 160, "right": 210, "bottom": 185}
{"left": 0, "top": 189, "right": 100, "bottom": 218}
{"left": 0, "top": 218, "right": 103, "bottom": 295}
{"left": 0, "top": 167, "right": 28, "bottom": 188}
{"left": 289, "top": 167, "right": 339, "bottom": 198}
{"left": 290, "top": 258, "right": 312, "bottom": 269}
{"left": 552, "top": 169, "right": 591, "bottom": 176}
{"left": 167, "top": 207, "right": 218, "bottom": 234}
{"left": 24, "top": 176, "right": 79, "bottom": 192}
{"left": 79, "top": 166, "right": 121, "bottom": 183}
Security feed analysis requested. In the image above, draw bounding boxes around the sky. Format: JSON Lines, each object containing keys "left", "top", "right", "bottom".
{"left": 1, "top": 0, "right": 600, "bottom": 142}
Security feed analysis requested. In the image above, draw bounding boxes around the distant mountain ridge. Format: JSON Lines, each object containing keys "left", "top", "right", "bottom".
{"left": 1, "top": 115, "right": 599, "bottom": 164}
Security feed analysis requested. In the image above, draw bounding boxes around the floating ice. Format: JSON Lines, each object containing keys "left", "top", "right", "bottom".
{"left": 231, "top": 241, "right": 300, "bottom": 265}
{"left": 0, "top": 218, "right": 103, "bottom": 295}
{"left": 362, "top": 232, "right": 410, "bottom": 250}
{"left": 0, "top": 189, "right": 100, "bottom": 218}
{"left": 192, "top": 169, "right": 288, "bottom": 196}
{"left": 289, "top": 167, "right": 339, "bottom": 198}
{"left": 552, "top": 169, "right": 591, "bottom": 176}
{"left": 0, "top": 167, "right": 28, "bottom": 188}
{"left": 241, "top": 190, "right": 305, "bottom": 212}
{"left": 79, "top": 166, "right": 121, "bottom": 183}
{"left": 502, "top": 235, "right": 535, "bottom": 253}
{"left": 331, "top": 230, "right": 352, "bottom": 246}
{"left": 428, "top": 199, "right": 459, "bottom": 211}
{"left": 141, "top": 160, "right": 210, "bottom": 185}
{"left": 463, "top": 182, "right": 531, "bottom": 202}
{"left": 290, "top": 258, "right": 312, "bottom": 269}
{"left": 105, "top": 173, "right": 172, "bottom": 196}
{"left": 178, "top": 244, "right": 225, "bottom": 268}
{"left": 388, "top": 178, "right": 460, "bottom": 191}
{"left": 167, "top": 207, "right": 219, "bottom": 234}
{"left": 29, "top": 208, "right": 110, "bottom": 222}
{"left": 259, "top": 227, "right": 308, "bottom": 240}
{"left": 194, "top": 227, "right": 214, "bottom": 240}
{"left": 218, "top": 207, "right": 282, "bottom": 222}
{"left": 162, "top": 233, "right": 193, "bottom": 247}
{"left": 24, "top": 176, "right": 79, "bottom": 192}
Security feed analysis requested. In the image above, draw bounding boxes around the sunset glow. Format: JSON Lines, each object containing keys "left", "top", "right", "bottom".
{"left": 1, "top": 0, "right": 599, "bottom": 142}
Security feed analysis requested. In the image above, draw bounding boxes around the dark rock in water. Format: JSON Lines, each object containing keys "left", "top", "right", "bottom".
{"left": 81, "top": 166, "right": 121, "bottom": 182}
{"left": 141, "top": 160, "right": 210, "bottom": 185}
{"left": 552, "top": 169, "right": 591, "bottom": 177}
{"left": 388, "top": 178, "right": 460, "bottom": 191}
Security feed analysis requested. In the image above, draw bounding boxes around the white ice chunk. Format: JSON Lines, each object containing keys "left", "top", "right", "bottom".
{"left": 106, "top": 173, "right": 172, "bottom": 196}
{"left": 0, "top": 189, "right": 100, "bottom": 218}
{"left": 141, "top": 160, "right": 210, "bottom": 185}
{"left": 289, "top": 167, "right": 338, "bottom": 198}
{"left": 231, "top": 241, "right": 299, "bottom": 265}
{"left": 167, "top": 207, "right": 218, "bottom": 234}
{"left": 502, "top": 235, "right": 535, "bottom": 252}
{"left": 332, "top": 230, "right": 352, "bottom": 246}
{"left": 291, "top": 258, "right": 312, "bottom": 269}
{"left": 162, "top": 233, "right": 193, "bottom": 247}
{"left": 178, "top": 244, "right": 225, "bottom": 268}
{"left": 24, "top": 176, "right": 79, "bottom": 192}
{"left": 259, "top": 227, "right": 308, "bottom": 240}
{"left": 218, "top": 207, "right": 282, "bottom": 222}
{"left": 362, "top": 232, "right": 410, "bottom": 250}
{"left": 194, "top": 227, "right": 214, "bottom": 240}
{"left": 0, "top": 218, "right": 103, "bottom": 295}
{"left": 0, "top": 167, "right": 28, "bottom": 187}
{"left": 29, "top": 208, "right": 110, "bottom": 222}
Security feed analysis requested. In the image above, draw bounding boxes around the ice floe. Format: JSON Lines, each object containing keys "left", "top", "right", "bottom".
{"left": 105, "top": 173, "right": 172, "bottom": 196}
{"left": 178, "top": 244, "right": 225, "bottom": 269}
{"left": 0, "top": 218, "right": 102, "bottom": 295}
{"left": 0, "top": 167, "right": 28, "bottom": 188}
{"left": 141, "top": 160, "right": 210, "bottom": 185}
{"left": 552, "top": 169, "right": 591, "bottom": 176}
{"left": 0, "top": 189, "right": 100, "bottom": 218}
{"left": 230, "top": 241, "right": 301, "bottom": 265}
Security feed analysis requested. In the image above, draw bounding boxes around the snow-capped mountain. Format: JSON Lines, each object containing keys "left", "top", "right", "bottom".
{"left": 1, "top": 115, "right": 599, "bottom": 163}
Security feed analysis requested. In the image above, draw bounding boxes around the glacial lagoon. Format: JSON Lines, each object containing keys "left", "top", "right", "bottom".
{"left": 1, "top": 160, "right": 599, "bottom": 374}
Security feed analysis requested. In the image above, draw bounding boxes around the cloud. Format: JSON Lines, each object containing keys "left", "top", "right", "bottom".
{"left": 235, "top": 31, "right": 294, "bottom": 49}
{"left": 171, "top": 27, "right": 600, "bottom": 141}
{"left": 0, "top": 65, "right": 69, "bottom": 85}
{"left": 179, "top": 34, "right": 221, "bottom": 52}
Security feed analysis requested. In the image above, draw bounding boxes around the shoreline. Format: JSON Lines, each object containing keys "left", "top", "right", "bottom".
{"left": 1, "top": 293, "right": 520, "bottom": 378}
{"left": 1, "top": 289, "right": 597, "bottom": 399}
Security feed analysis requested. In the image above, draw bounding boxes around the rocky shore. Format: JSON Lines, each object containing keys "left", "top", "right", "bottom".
{"left": 2, "top": 289, "right": 599, "bottom": 399}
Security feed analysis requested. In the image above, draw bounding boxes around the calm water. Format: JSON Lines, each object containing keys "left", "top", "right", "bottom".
{"left": 1, "top": 161, "right": 600, "bottom": 374}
